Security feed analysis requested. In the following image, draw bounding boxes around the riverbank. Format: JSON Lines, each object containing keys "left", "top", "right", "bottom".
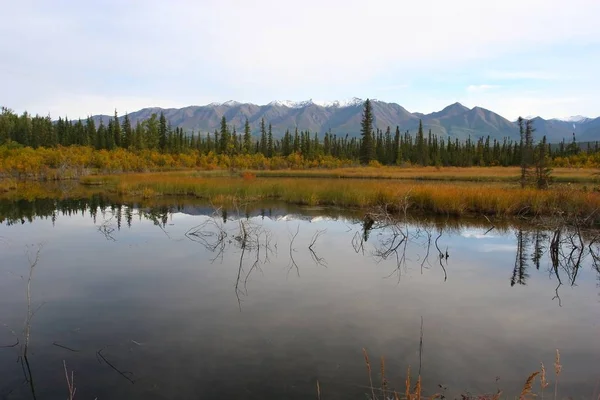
{"left": 2, "top": 170, "right": 600, "bottom": 224}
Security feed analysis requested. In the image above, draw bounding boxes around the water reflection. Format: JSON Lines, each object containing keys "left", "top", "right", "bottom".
{"left": 2, "top": 197, "right": 600, "bottom": 300}
{"left": 504, "top": 224, "right": 600, "bottom": 306}
{"left": 1, "top": 197, "right": 599, "bottom": 399}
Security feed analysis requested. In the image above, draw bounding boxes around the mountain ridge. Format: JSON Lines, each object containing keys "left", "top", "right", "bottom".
{"left": 89, "top": 99, "right": 599, "bottom": 143}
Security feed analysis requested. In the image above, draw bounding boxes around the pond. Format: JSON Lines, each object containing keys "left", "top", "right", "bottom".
{"left": 0, "top": 197, "right": 598, "bottom": 400}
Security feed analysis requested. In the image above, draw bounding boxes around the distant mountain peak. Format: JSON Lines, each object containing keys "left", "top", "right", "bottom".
{"left": 88, "top": 99, "right": 598, "bottom": 144}
{"left": 315, "top": 97, "right": 364, "bottom": 108}
{"left": 442, "top": 101, "right": 470, "bottom": 112}
{"left": 267, "top": 98, "right": 364, "bottom": 109}
{"left": 555, "top": 115, "right": 591, "bottom": 123}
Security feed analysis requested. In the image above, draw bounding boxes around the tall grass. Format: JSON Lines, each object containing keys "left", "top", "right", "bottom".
{"left": 71, "top": 172, "right": 600, "bottom": 222}
{"left": 2, "top": 170, "right": 600, "bottom": 222}
{"left": 353, "top": 349, "right": 564, "bottom": 400}
{"left": 248, "top": 166, "right": 600, "bottom": 184}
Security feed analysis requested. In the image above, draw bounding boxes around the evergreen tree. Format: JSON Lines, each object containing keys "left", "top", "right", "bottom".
{"left": 293, "top": 127, "right": 300, "bottom": 153}
{"left": 359, "top": 99, "right": 375, "bottom": 164}
{"left": 267, "top": 124, "right": 274, "bottom": 157}
{"left": 219, "top": 116, "right": 231, "bottom": 154}
{"left": 96, "top": 120, "right": 106, "bottom": 150}
{"left": 106, "top": 119, "right": 115, "bottom": 150}
{"left": 243, "top": 118, "right": 252, "bottom": 154}
{"left": 259, "top": 118, "right": 267, "bottom": 156}
{"left": 122, "top": 113, "right": 132, "bottom": 149}
{"left": 159, "top": 112, "right": 168, "bottom": 151}
{"left": 113, "top": 110, "right": 122, "bottom": 148}
{"left": 145, "top": 113, "right": 159, "bottom": 150}
{"left": 535, "top": 135, "right": 552, "bottom": 189}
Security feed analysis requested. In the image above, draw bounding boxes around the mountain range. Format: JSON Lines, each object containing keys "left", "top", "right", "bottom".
{"left": 91, "top": 99, "right": 599, "bottom": 143}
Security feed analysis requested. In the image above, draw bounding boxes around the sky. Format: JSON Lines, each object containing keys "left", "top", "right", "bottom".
{"left": 1, "top": 0, "right": 599, "bottom": 121}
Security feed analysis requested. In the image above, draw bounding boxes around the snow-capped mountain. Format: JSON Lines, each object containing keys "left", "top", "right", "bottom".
{"left": 556, "top": 115, "right": 591, "bottom": 123}
{"left": 267, "top": 98, "right": 364, "bottom": 109}
{"left": 90, "top": 100, "right": 600, "bottom": 143}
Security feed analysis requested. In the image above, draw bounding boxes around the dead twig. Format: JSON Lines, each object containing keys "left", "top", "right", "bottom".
{"left": 53, "top": 342, "right": 80, "bottom": 352}
{"left": 287, "top": 224, "right": 300, "bottom": 277}
{"left": 308, "top": 229, "right": 327, "bottom": 267}
{"left": 63, "top": 360, "right": 76, "bottom": 400}
{"left": 0, "top": 338, "right": 19, "bottom": 348}
{"left": 96, "top": 347, "right": 135, "bottom": 384}
{"left": 434, "top": 231, "right": 448, "bottom": 282}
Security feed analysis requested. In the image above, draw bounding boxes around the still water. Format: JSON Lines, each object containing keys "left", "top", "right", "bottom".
{"left": 0, "top": 198, "right": 598, "bottom": 400}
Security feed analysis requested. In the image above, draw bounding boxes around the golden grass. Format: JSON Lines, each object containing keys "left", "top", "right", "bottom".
{"left": 351, "top": 351, "right": 562, "bottom": 400}
{"left": 520, "top": 371, "right": 540, "bottom": 400}
{"left": 540, "top": 362, "right": 549, "bottom": 399}
{"left": 72, "top": 172, "right": 600, "bottom": 221}
{"left": 362, "top": 348, "right": 376, "bottom": 400}
{"left": 2, "top": 170, "right": 600, "bottom": 222}
{"left": 554, "top": 349, "right": 562, "bottom": 400}
{"left": 247, "top": 166, "right": 600, "bottom": 183}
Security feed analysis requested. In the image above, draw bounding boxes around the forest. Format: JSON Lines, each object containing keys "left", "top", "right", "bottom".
{"left": 0, "top": 100, "right": 599, "bottom": 181}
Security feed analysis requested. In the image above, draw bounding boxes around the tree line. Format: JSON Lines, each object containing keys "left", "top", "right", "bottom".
{"left": 0, "top": 101, "right": 595, "bottom": 169}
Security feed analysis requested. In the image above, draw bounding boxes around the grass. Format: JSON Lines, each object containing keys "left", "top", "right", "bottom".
{"left": 239, "top": 166, "right": 600, "bottom": 184}
{"left": 70, "top": 171, "right": 600, "bottom": 222}
{"left": 350, "top": 348, "right": 564, "bottom": 400}
{"left": 3, "top": 169, "right": 600, "bottom": 223}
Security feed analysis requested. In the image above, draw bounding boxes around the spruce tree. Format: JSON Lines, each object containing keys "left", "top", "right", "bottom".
{"left": 122, "top": 113, "right": 132, "bottom": 149}
{"left": 359, "top": 99, "right": 375, "bottom": 164}
{"left": 293, "top": 127, "right": 300, "bottom": 153}
{"left": 113, "top": 110, "right": 121, "bottom": 147}
{"left": 535, "top": 135, "right": 552, "bottom": 189}
{"left": 243, "top": 118, "right": 252, "bottom": 154}
{"left": 159, "top": 112, "right": 168, "bottom": 151}
{"left": 267, "top": 124, "right": 274, "bottom": 157}
{"left": 219, "top": 116, "right": 230, "bottom": 154}
{"left": 259, "top": 118, "right": 267, "bottom": 156}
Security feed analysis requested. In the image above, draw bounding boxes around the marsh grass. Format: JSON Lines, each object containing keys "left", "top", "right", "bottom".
{"left": 248, "top": 166, "right": 600, "bottom": 184}
{"left": 67, "top": 172, "right": 600, "bottom": 222}
{"left": 351, "top": 349, "right": 563, "bottom": 400}
{"left": 2, "top": 170, "right": 600, "bottom": 222}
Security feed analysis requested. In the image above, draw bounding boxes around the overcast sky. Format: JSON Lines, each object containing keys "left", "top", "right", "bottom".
{"left": 1, "top": 0, "right": 598, "bottom": 120}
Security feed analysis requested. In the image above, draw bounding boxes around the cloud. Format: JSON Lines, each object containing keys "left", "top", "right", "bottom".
{"left": 377, "top": 84, "right": 410, "bottom": 92}
{"left": 1, "top": 0, "right": 599, "bottom": 118}
{"left": 461, "top": 89, "right": 589, "bottom": 120}
{"left": 466, "top": 84, "right": 501, "bottom": 93}
{"left": 485, "top": 71, "right": 560, "bottom": 81}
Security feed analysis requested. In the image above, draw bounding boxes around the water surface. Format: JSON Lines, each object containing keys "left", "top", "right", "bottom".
{"left": 0, "top": 198, "right": 598, "bottom": 400}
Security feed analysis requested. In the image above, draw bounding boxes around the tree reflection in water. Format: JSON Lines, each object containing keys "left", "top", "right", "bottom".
{"left": 1, "top": 196, "right": 600, "bottom": 308}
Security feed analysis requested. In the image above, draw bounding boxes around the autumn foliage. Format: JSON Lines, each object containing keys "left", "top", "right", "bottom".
{"left": 0, "top": 145, "right": 354, "bottom": 180}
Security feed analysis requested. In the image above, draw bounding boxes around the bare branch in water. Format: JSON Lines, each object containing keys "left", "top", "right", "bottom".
{"left": 97, "top": 216, "right": 116, "bottom": 241}
{"left": 63, "top": 360, "right": 76, "bottom": 400}
{"left": 96, "top": 347, "right": 135, "bottom": 384}
{"left": 434, "top": 231, "right": 448, "bottom": 282}
{"left": 0, "top": 338, "right": 19, "bottom": 348}
{"left": 185, "top": 215, "right": 228, "bottom": 263}
{"left": 483, "top": 215, "right": 496, "bottom": 235}
{"left": 419, "top": 316, "right": 424, "bottom": 377}
{"left": 53, "top": 342, "right": 80, "bottom": 352}
{"left": 233, "top": 218, "right": 273, "bottom": 310}
{"left": 309, "top": 229, "right": 328, "bottom": 267}
{"left": 420, "top": 229, "right": 432, "bottom": 275}
{"left": 352, "top": 231, "right": 365, "bottom": 255}
{"left": 21, "top": 242, "right": 45, "bottom": 400}
{"left": 287, "top": 224, "right": 300, "bottom": 277}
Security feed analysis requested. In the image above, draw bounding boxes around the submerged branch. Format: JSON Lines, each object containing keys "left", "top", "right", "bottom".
{"left": 287, "top": 224, "right": 300, "bottom": 277}
{"left": 434, "top": 231, "right": 448, "bottom": 282}
{"left": 96, "top": 347, "right": 135, "bottom": 384}
{"left": 309, "top": 229, "right": 327, "bottom": 267}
